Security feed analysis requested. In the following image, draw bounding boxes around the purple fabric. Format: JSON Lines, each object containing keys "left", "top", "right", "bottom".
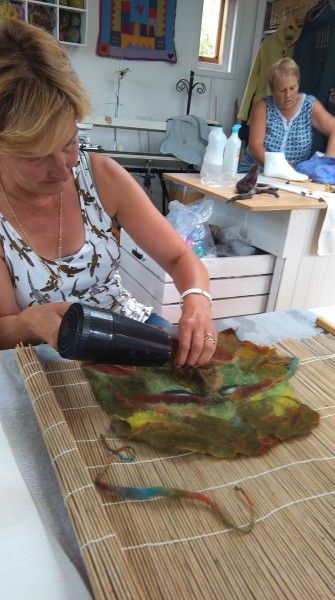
{"left": 295, "top": 153, "right": 335, "bottom": 184}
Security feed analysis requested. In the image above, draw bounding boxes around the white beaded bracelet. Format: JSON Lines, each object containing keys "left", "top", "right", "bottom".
{"left": 180, "top": 288, "right": 212, "bottom": 305}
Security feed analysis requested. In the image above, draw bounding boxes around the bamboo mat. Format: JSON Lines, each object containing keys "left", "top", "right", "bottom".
{"left": 16, "top": 334, "right": 335, "bottom": 600}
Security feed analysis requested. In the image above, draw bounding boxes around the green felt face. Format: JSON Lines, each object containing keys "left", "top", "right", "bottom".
{"left": 83, "top": 329, "right": 319, "bottom": 458}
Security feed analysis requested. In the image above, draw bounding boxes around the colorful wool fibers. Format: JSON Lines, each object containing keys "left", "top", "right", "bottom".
{"left": 95, "top": 442, "right": 255, "bottom": 533}
{"left": 83, "top": 329, "right": 319, "bottom": 459}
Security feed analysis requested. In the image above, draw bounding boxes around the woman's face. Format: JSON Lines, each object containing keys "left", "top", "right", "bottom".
{"left": 0, "top": 123, "right": 79, "bottom": 197}
{"left": 271, "top": 73, "right": 300, "bottom": 112}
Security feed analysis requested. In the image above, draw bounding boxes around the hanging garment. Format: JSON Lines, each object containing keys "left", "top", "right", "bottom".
{"left": 294, "top": 0, "right": 335, "bottom": 152}
{"left": 238, "top": 94, "right": 316, "bottom": 173}
{"left": 238, "top": 25, "right": 301, "bottom": 123}
{"left": 83, "top": 328, "right": 319, "bottom": 459}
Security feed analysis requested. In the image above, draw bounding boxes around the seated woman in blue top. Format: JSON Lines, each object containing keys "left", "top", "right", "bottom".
{"left": 238, "top": 58, "right": 335, "bottom": 173}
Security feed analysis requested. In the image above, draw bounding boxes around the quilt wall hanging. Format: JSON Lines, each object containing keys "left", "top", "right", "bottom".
{"left": 97, "top": 0, "right": 177, "bottom": 63}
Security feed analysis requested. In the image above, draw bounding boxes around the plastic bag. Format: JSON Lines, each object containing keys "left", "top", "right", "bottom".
{"left": 166, "top": 198, "right": 217, "bottom": 258}
{"left": 211, "top": 225, "right": 258, "bottom": 256}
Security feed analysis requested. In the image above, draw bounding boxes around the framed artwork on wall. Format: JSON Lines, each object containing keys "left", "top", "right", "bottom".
{"left": 97, "top": 0, "right": 177, "bottom": 63}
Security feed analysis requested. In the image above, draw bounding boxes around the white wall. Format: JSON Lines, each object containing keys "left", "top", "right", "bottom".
{"left": 67, "top": 0, "right": 259, "bottom": 151}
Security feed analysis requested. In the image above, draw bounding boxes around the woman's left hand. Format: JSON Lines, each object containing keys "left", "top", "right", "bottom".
{"left": 174, "top": 295, "right": 217, "bottom": 367}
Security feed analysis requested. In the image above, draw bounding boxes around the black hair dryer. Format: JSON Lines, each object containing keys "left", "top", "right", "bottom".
{"left": 57, "top": 303, "right": 172, "bottom": 366}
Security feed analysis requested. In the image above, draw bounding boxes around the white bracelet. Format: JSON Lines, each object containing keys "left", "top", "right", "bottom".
{"left": 180, "top": 288, "right": 212, "bottom": 305}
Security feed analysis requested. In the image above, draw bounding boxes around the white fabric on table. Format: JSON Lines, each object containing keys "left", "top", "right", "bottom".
{"left": 317, "top": 193, "right": 335, "bottom": 256}
{"left": 0, "top": 345, "right": 92, "bottom": 599}
{"left": 0, "top": 420, "right": 92, "bottom": 600}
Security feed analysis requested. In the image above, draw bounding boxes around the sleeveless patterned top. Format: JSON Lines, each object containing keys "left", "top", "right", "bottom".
{"left": 0, "top": 151, "right": 152, "bottom": 321}
{"left": 238, "top": 93, "right": 316, "bottom": 172}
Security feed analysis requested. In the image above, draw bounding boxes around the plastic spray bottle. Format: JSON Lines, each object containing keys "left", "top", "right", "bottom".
{"left": 222, "top": 123, "right": 242, "bottom": 181}
{"left": 200, "top": 125, "right": 227, "bottom": 186}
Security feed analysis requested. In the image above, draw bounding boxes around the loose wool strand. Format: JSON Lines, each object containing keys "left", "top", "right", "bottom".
{"left": 95, "top": 439, "right": 255, "bottom": 533}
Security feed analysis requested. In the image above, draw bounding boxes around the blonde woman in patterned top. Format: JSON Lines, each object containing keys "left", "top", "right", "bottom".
{"left": 0, "top": 20, "right": 216, "bottom": 367}
{"left": 239, "top": 57, "right": 335, "bottom": 173}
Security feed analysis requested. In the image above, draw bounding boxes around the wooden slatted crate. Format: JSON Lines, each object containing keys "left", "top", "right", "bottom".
{"left": 119, "top": 229, "right": 275, "bottom": 323}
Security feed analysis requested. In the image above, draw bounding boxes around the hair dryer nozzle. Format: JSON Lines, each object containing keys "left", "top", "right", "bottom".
{"left": 57, "top": 303, "right": 172, "bottom": 366}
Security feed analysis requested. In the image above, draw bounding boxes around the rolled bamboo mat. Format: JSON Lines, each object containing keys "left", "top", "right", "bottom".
{"left": 16, "top": 334, "right": 335, "bottom": 600}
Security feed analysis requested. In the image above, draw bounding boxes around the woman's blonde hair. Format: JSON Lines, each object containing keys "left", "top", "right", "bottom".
{"left": 0, "top": 19, "right": 91, "bottom": 157}
{"left": 267, "top": 58, "right": 300, "bottom": 91}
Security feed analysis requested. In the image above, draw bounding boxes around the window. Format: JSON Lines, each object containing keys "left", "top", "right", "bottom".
{"left": 198, "top": 0, "right": 238, "bottom": 73}
{"left": 199, "top": 0, "right": 225, "bottom": 63}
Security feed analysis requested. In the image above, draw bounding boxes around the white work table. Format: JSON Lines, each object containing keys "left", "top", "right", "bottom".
{"left": 164, "top": 173, "right": 334, "bottom": 311}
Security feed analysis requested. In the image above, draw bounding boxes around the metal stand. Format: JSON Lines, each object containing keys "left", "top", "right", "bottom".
{"left": 176, "top": 70, "right": 206, "bottom": 115}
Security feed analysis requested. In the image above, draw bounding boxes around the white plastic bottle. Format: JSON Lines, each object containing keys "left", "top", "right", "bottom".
{"left": 200, "top": 125, "right": 227, "bottom": 186}
{"left": 222, "top": 123, "right": 242, "bottom": 181}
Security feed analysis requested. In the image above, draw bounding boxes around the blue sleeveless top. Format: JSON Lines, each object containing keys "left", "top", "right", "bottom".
{"left": 238, "top": 93, "right": 316, "bottom": 172}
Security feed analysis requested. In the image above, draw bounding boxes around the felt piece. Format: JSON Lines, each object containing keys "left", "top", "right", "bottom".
{"left": 83, "top": 329, "right": 319, "bottom": 458}
{"left": 97, "top": 0, "right": 177, "bottom": 63}
{"left": 264, "top": 152, "right": 309, "bottom": 181}
{"left": 295, "top": 153, "right": 335, "bottom": 184}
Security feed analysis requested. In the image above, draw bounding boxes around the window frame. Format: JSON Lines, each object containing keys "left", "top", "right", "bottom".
{"left": 198, "top": 0, "right": 225, "bottom": 64}
{"left": 196, "top": 0, "right": 239, "bottom": 78}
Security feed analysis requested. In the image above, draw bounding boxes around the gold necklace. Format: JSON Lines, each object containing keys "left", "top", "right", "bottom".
{"left": 0, "top": 181, "right": 63, "bottom": 266}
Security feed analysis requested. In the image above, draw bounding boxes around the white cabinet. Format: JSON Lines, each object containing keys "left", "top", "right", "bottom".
{"left": 2, "top": 1, "right": 87, "bottom": 46}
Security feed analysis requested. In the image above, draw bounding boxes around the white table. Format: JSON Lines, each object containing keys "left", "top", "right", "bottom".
{"left": 163, "top": 173, "right": 335, "bottom": 311}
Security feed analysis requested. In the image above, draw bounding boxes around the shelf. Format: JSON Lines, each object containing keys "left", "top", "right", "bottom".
{"left": 90, "top": 117, "right": 167, "bottom": 133}
{"left": 3, "top": 1, "right": 87, "bottom": 46}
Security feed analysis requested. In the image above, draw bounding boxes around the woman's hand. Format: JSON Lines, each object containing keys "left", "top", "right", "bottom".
{"left": 248, "top": 99, "right": 267, "bottom": 165}
{"left": 21, "top": 301, "right": 71, "bottom": 349}
{"left": 174, "top": 295, "right": 217, "bottom": 367}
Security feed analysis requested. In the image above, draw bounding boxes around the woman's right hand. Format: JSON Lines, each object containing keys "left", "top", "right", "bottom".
{"left": 21, "top": 301, "right": 71, "bottom": 349}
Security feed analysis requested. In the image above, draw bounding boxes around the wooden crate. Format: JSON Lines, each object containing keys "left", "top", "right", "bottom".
{"left": 119, "top": 229, "right": 275, "bottom": 323}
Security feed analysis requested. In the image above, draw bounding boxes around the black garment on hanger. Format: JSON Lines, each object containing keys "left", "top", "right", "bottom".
{"left": 294, "top": 0, "right": 335, "bottom": 152}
